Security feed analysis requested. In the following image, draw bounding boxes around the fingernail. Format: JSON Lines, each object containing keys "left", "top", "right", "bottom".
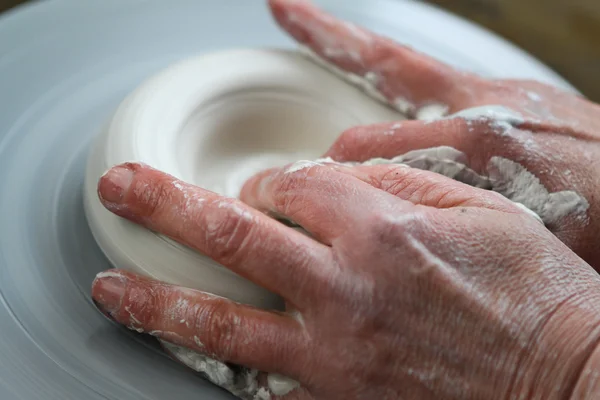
{"left": 92, "top": 272, "right": 127, "bottom": 315}
{"left": 92, "top": 298, "right": 118, "bottom": 323}
{"left": 98, "top": 165, "right": 134, "bottom": 204}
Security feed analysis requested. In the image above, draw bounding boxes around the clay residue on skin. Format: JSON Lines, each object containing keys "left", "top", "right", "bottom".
{"left": 295, "top": 146, "right": 589, "bottom": 225}
{"left": 169, "top": 297, "right": 190, "bottom": 322}
{"left": 124, "top": 305, "right": 144, "bottom": 332}
{"left": 267, "top": 373, "right": 300, "bottom": 396}
{"left": 526, "top": 91, "right": 542, "bottom": 102}
{"left": 95, "top": 269, "right": 129, "bottom": 280}
{"left": 373, "top": 148, "right": 588, "bottom": 225}
{"left": 288, "top": 309, "right": 307, "bottom": 329}
{"left": 415, "top": 103, "right": 449, "bottom": 121}
{"left": 487, "top": 156, "right": 589, "bottom": 225}
{"left": 285, "top": 159, "right": 324, "bottom": 174}
{"left": 512, "top": 202, "right": 544, "bottom": 224}
{"left": 300, "top": 44, "right": 458, "bottom": 120}
{"left": 162, "top": 341, "right": 235, "bottom": 387}
{"left": 301, "top": 47, "right": 416, "bottom": 116}
{"left": 382, "top": 122, "right": 403, "bottom": 136}
{"left": 167, "top": 180, "right": 205, "bottom": 217}
{"left": 299, "top": 45, "right": 389, "bottom": 105}
{"left": 393, "top": 97, "right": 416, "bottom": 115}
{"left": 450, "top": 105, "right": 525, "bottom": 124}
{"left": 447, "top": 105, "right": 526, "bottom": 133}
{"left": 216, "top": 199, "right": 251, "bottom": 218}
{"left": 362, "top": 146, "right": 492, "bottom": 189}
{"left": 254, "top": 388, "right": 271, "bottom": 400}
{"left": 286, "top": 7, "right": 372, "bottom": 58}
{"left": 418, "top": 104, "right": 531, "bottom": 134}
{"left": 162, "top": 341, "right": 268, "bottom": 400}
{"left": 193, "top": 335, "right": 204, "bottom": 348}
{"left": 403, "top": 233, "right": 457, "bottom": 276}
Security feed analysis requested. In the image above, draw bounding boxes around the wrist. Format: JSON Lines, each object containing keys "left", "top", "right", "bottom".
{"left": 513, "top": 292, "right": 600, "bottom": 400}
{"left": 571, "top": 336, "right": 600, "bottom": 399}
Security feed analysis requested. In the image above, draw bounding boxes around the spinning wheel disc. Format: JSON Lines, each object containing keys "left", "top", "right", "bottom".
{"left": 0, "top": 1, "right": 572, "bottom": 398}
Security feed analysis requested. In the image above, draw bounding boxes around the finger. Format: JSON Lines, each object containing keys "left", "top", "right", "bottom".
{"left": 323, "top": 118, "right": 532, "bottom": 176}
{"left": 97, "top": 162, "right": 333, "bottom": 304}
{"left": 324, "top": 162, "right": 538, "bottom": 220}
{"left": 92, "top": 270, "right": 306, "bottom": 377}
{"left": 268, "top": 0, "right": 486, "bottom": 116}
{"left": 270, "top": 0, "right": 600, "bottom": 134}
{"left": 239, "top": 160, "right": 410, "bottom": 244}
{"left": 324, "top": 119, "right": 590, "bottom": 230}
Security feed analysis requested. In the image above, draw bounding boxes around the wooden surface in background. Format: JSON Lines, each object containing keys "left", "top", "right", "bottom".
{"left": 424, "top": 0, "right": 600, "bottom": 101}
{"left": 1, "top": 0, "right": 598, "bottom": 101}
{"left": 0, "top": 0, "right": 26, "bottom": 14}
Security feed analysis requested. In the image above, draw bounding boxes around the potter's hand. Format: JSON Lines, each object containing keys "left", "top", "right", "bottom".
{"left": 268, "top": 0, "right": 600, "bottom": 269}
{"left": 92, "top": 161, "right": 600, "bottom": 399}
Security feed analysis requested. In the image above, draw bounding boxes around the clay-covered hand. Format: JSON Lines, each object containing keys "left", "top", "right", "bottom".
{"left": 92, "top": 160, "right": 600, "bottom": 399}
{"left": 267, "top": 0, "right": 600, "bottom": 269}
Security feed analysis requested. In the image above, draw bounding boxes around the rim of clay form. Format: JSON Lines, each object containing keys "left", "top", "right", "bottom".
{"left": 84, "top": 48, "right": 404, "bottom": 309}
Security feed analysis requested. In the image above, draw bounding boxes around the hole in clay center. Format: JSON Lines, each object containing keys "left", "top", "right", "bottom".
{"left": 177, "top": 89, "right": 362, "bottom": 197}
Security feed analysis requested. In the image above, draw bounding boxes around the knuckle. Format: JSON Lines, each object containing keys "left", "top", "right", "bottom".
{"left": 201, "top": 199, "right": 255, "bottom": 264}
{"left": 132, "top": 177, "right": 174, "bottom": 220}
{"left": 337, "top": 126, "right": 364, "bottom": 147}
{"left": 332, "top": 125, "right": 376, "bottom": 157}
{"left": 366, "top": 209, "right": 422, "bottom": 243}
{"left": 387, "top": 172, "right": 425, "bottom": 200}
{"left": 271, "top": 170, "right": 312, "bottom": 217}
{"left": 426, "top": 183, "right": 463, "bottom": 208}
{"left": 380, "top": 167, "right": 458, "bottom": 208}
{"left": 272, "top": 171, "right": 298, "bottom": 201}
{"left": 119, "top": 282, "right": 161, "bottom": 330}
{"left": 376, "top": 165, "right": 412, "bottom": 194}
{"left": 200, "top": 301, "right": 241, "bottom": 360}
{"left": 411, "top": 175, "right": 447, "bottom": 202}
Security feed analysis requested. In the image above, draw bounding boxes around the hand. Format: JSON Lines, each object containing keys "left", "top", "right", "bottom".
{"left": 267, "top": 0, "right": 600, "bottom": 269}
{"left": 92, "top": 160, "right": 600, "bottom": 399}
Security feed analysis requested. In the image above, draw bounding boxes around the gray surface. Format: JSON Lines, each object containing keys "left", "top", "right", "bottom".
{"left": 0, "top": 0, "right": 573, "bottom": 399}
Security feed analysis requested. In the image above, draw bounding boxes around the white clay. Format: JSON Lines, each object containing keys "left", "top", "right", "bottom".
{"left": 526, "top": 91, "right": 542, "bottom": 102}
{"left": 393, "top": 97, "right": 417, "bottom": 115}
{"left": 267, "top": 373, "right": 300, "bottom": 396}
{"left": 487, "top": 156, "right": 589, "bottom": 225}
{"left": 162, "top": 341, "right": 266, "bottom": 400}
{"left": 362, "top": 146, "right": 491, "bottom": 189}
{"left": 415, "top": 103, "right": 449, "bottom": 121}
{"left": 162, "top": 341, "right": 235, "bottom": 387}
{"left": 450, "top": 105, "right": 525, "bottom": 125}
{"left": 285, "top": 160, "right": 324, "bottom": 174}
{"left": 446, "top": 105, "right": 526, "bottom": 133}
{"left": 362, "top": 148, "right": 588, "bottom": 224}
{"left": 312, "top": 146, "right": 584, "bottom": 225}
{"left": 254, "top": 388, "right": 272, "bottom": 400}
{"left": 512, "top": 202, "right": 544, "bottom": 224}
{"left": 299, "top": 46, "right": 389, "bottom": 105}
{"left": 84, "top": 49, "right": 403, "bottom": 311}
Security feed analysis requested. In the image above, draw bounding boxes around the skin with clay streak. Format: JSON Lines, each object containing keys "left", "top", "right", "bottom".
{"left": 92, "top": 0, "right": 600, "bottom": 399}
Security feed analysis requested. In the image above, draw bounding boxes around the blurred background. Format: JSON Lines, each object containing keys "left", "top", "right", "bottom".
{"left": 1, "top": 0, "right": 598, "bottom": 101}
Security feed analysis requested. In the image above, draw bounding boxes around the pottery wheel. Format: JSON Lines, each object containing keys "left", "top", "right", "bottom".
{"left": 0, "top": 0, "right": 574, "bottom": 399}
